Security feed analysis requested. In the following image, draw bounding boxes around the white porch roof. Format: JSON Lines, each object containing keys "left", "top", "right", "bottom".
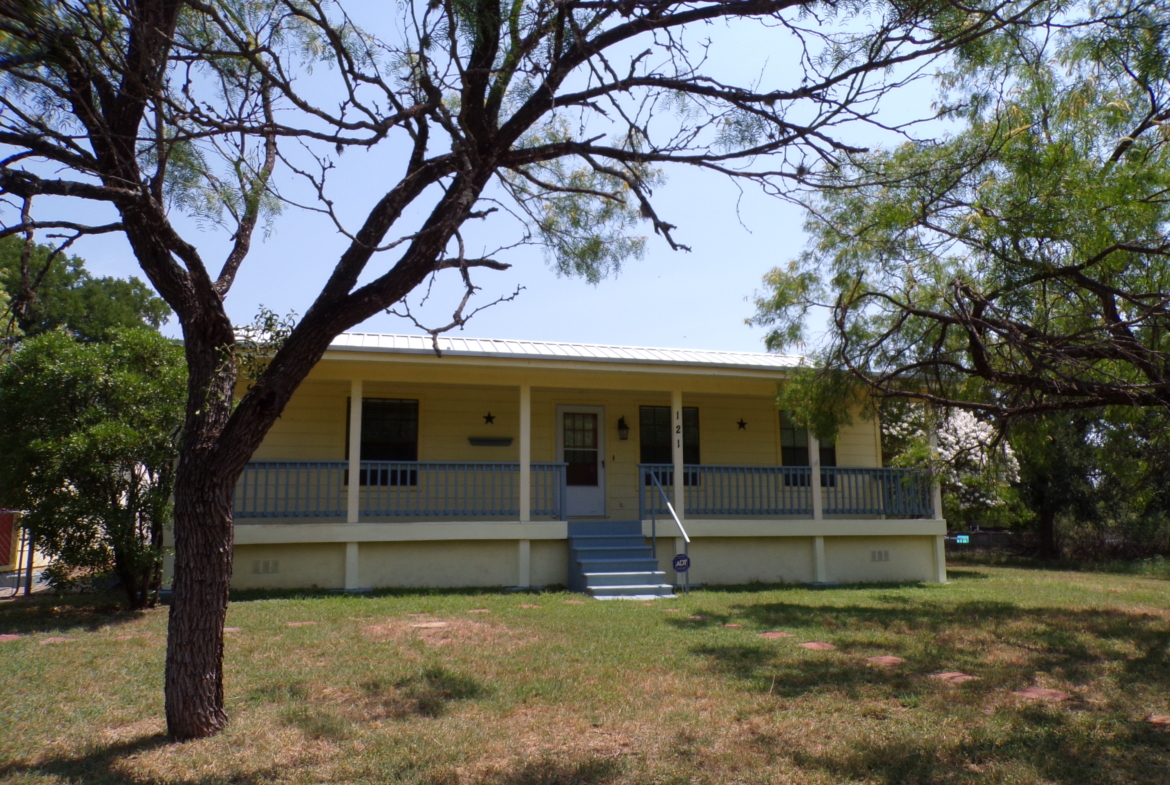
{"left": 328, "top": 332, "right": 803, "bottom": 371}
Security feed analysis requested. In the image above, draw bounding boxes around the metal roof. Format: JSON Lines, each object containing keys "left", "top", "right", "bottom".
{"left": 327, "top": 332, "right": 803, "bottom": 372}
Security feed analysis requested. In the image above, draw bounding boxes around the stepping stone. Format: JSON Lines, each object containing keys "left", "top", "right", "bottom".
{"left": 115, "top": 635, "right": 146, "bottom": 641}
{"left": 40, "top": 637, "right": 74, "bottom": 645}
{"left": 799, "top": 641, "right": 836, "bottom": 651}
{"left": 563, "top": 600, "right": 585, "bottom": 605}
{"left": 519, "top": 604, "right": 541, "bottom": 609}
{"left": 1013, "top": 687, "right": 1071, "bottom": 702}
{"left": 723, "top": 623, "right": 743, "bottom": 629}
{"left": 665, "top": 609, "right": 681, "bottom": 613}
{"left": 758, "top": 631, "right": 793, "bottom": 639}
{"left": 931, "top": 672, "right": 980, "bottom": 685}
{"left": 0, "top": 634, "right": 21, "bottom": 642}
{"left": 687, "top": 615, "right": 708, "bottom": 620}
{"left": 223, "top": 627, "right": 241, "bottom": 633}
{"left": 1146, "top": 715, "right": 1170, "bottom": 725}
{"left": 287, "top": 621, "right": 316, "bottom": 627}
{"left": 411, "top": 622, "right": 448, "bottom": 629}
{"left": 468, "top": 609, "right": 489, "bottom": 614}
{"left": 866, "top": 655, "right": 905, "bottom": 666}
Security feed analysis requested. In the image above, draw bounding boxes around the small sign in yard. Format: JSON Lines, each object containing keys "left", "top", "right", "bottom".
{"left": 956, "top": 535, "right": 970, "bottom": 544}
{"left": 672, "top": 554, "right": 691, "bottom": 573}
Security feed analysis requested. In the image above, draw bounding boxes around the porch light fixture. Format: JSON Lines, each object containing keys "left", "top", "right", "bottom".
{"left": 617, "top": 416, "right": 630, "bottom": 440}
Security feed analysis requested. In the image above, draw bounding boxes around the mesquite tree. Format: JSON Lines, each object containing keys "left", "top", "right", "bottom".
{"left": 0, "top": 0, "right": 1052, "bottom": 740}
{"left": 751, "top": 1, "right": 1170, "bottom": 421}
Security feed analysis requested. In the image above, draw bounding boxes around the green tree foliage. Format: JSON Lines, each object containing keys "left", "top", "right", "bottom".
{"left": 1012, "top": 409, "right": 1170, "bottom": 557}
{"left": 0, "top": 236, "right": 170, "bottom": 343}
{"left": 0, "top": 329, "right": 185, "bottom": 609}
{"left": 752, "top": 1, "right": 1170, "bottom": 420}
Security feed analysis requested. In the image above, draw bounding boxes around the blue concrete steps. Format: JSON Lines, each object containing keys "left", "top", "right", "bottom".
{"left": 568, "top": 521, "right": 673, "bottom": 599}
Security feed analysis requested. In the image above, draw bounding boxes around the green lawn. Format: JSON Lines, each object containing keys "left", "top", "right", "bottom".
{"left": 1, "top": 565, "right": 1168, "bottom": 784}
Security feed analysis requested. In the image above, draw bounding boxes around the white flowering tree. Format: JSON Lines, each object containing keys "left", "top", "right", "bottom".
{"left": 882, "top": 405, "right": 1020, "bottom": 528}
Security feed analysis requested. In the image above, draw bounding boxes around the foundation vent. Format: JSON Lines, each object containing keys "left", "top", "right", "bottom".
{"left": 870, "top": 550, "right": 890, "bottom": 563}
{"left": 253, "top": 559, "right": 280, "bottom": 574}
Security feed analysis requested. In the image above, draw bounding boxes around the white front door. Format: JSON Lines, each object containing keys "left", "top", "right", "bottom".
{"left": 557, "top": 405, "right": 606, "bottom": 517}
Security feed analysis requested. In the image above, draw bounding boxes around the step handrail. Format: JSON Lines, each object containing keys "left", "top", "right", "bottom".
{"left": 648, "top": 470, "right": 691, "bottom": 594}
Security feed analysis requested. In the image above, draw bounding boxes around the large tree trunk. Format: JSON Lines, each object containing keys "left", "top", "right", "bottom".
{"left": 165, "top": 461, "right": 236, "bottom": 738}
{"left": 165, "top": 322, "right": 240, "bottom": 740}
{"left": 1035, "top": 506, "right": 1058, "bottom": 559}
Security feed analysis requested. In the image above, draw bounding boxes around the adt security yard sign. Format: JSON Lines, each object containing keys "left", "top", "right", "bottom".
{"left": 672, "top": 553, "right": 691, "bottom": 573}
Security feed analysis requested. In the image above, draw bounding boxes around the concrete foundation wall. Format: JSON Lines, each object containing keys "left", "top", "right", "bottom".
{"left": 225, "top": 532, "right": 942, "bottom": 590}
{"left": 232, "top": 543, "right": 346, "bottom": 590}
{"left": 671, "top": 537, "right": 816, "bottom": 585}
{"left": 824, "top": 535, "right": 938, "bottom": 584}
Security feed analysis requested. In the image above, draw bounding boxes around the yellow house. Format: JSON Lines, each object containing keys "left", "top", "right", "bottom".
{"left": 230, "top": 333, "right": 947, "bottom": 596}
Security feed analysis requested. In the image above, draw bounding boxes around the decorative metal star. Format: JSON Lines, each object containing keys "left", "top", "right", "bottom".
{"left": 737, "top": 419, "right": 747, "bottom": 430}
{"left": 483, "top": 412, "right": 496, "bottom": 424}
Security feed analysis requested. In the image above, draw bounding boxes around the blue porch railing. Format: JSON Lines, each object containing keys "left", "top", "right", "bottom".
{"left": 234, "top": 461, "right": 348, "bottom": 519}
{"left": 639, "top": 464, "right": 813, "bottom": 518}
{"left": 233, "top": 461, "right": 567, "bottom": 519}
{"left": 822, "top": 467, "right": 932, "bottom": 516}
{"left": 638, "top": 464, "right": 933, "bottom": 519}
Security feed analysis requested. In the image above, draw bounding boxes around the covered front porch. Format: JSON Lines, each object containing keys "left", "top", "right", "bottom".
{"left": 227, "top": 334, "right": 948, "bottom": 591}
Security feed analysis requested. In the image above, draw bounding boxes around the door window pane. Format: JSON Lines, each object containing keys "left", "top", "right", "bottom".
{"left": 563, "top": 413, "right": 599, "bottom": 486}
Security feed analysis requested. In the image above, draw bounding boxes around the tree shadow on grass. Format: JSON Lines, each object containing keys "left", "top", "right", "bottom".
{"left": 788, "top": 706, "right": 1170, "bottom": 785}
{"left": 473, "top": 756, "right": 625, "bottom": 785}
{"left": 0, "top": 592, "right": 148, "bottom": 634}
{"left": 692, "top": 643, "right": 919, "bottom": 700}
{"left": 365, "top": 665, "right": 489, "bottom": 719}
{"left": 0, "top": 733, "right": 281, "bottom": 785}
{"left": 691, "top": 599, "right": 1170, "bottom": 700}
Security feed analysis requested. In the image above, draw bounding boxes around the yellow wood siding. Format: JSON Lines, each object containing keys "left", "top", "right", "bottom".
{"left": 247, "top": 358, "right": 883, "bottom": 516}
{"left": 252, "top": 381, "right": 348, "bottom": 460}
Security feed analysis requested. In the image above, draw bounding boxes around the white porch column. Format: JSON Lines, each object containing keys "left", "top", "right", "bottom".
{"left": 518, "top": 539, "right": 531, "bottom": 588}
{"left": 928, "top": 413, "right": 944, "bottom": 521}
{"left": 808, "top": 427, "right": 823, "bottom": 521}
{"left": 671, "top": 389, "right": 685, "bottom": 520}
{"left": 933, "top": 535, "right": 948, "bottom": 583}
{"left": 813, "top": 535, "right": 827, "bottom": 583}
{"left": 519, "top": 383, "right": 531, "bottom": 523}
{"left": 347, "top": 380, "right": 363, "bottom": 524}
{"left": 344, "top": 542, "right": 360, "bottom": 591}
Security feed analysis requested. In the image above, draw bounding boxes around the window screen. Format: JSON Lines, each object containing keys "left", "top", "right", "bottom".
{"left": 640, "top": 405, "right": 699, "bottom": 485}
{"left": 347, "top": 398, "right": 418, "bottom": 486}
{"left": 779, "top": 411, "right": 836, "bottom": 486}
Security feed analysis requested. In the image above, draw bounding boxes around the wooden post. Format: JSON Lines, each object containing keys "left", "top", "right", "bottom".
{"left": 934, "top": 535, "right": 948, "bottom": 583}
{"left": 518, "top": 539, "right": 531, "bottom": 588}
{"left": 927, "top": 411, "right": 944, "bottom": 521}
{"left": 344, "top": 542, "right": 360, "bottom": 591}
{"left": 671, "top": 390, "right": 685, "bottom": 521}
{"left": 519, "top": 384, "right": 531, "bottom": 523}
{"left": 808, "top": 427, "right": 823, "bottom": 521}
{"left": 813, "top": 535, "right": 827, "bottom": 583}
{"left": 347, "top": 380, "right": 362, "bottom": 524}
